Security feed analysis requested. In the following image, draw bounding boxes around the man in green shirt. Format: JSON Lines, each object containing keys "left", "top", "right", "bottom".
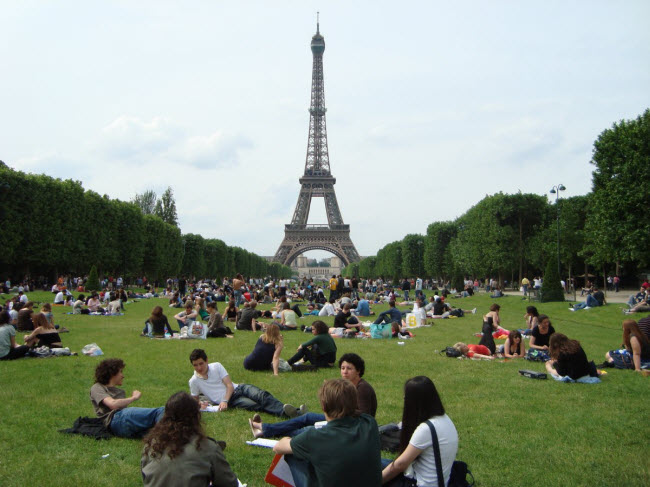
{"left": 287, "top": 320, "right": 337, "bottom": 368}
{"left": 273, "top": 378, "right": 382, "bottom": 487}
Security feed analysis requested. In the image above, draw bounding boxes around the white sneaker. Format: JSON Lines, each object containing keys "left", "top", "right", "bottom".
{"left": 568, "top": 308, "right": 575, "bottom": 311}
{"left": 472, "top": 308, "right": 477, "bottom": 314}
{"left": 584, "top": 306, "right": 591, "bottom": 309}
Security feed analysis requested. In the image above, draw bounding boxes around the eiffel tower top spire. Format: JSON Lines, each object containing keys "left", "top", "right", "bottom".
{"left": 305, "top": 16, "right": 329, "bottom": 176}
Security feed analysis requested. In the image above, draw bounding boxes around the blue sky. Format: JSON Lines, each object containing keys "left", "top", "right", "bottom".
{"left": 2, "top": 1, "right": 649, "bottom": 259}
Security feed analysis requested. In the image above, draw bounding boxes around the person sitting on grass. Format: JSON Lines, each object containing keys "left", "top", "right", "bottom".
{"left": 373, "top": 300, "right": 402, "bottom": 325}
{"left": 524, "top": 306, "right": 539, "bottom": 335}
{"left": 206, "top": 301, "right": 233, "bottom": 338}
{"left": 244, "top": 324, "right": 284, "bottom": 376}
{"left": 318, "top": 297, "right": 337, "bottom": 317}
{"left": 16, "top": 301, "right": 35, "bottom": 331}
{"left": 142, "top": 306, "right": 175, "bottom": 337}
{"left": 278, "top": 302, "right": 298, "bottom": 331}
{"left": 0, "top": 310, "right": 30, "bottom": 360}
{"left": 106, "top": 292, "right": 122, "bottom": 315}
{"left": 24, "top": 313, "right": 63, "bottom": 349}
{"left": 334, "top": 303, "right": 362, "bottom": 334}
{"left": 545, "top": 333, "right": 598, "bottom": 380}
{"left": 174, "top": 301, "right": 198, "bottom": 329}
{"left": 188, "top": 348, "right": 303, "bottom": 418}
{"left": 223, "top": 299, "right": 239, "bottom": 323}
{"left": 605, "top": 319, "right": 650, "bottom": 372}
{"left": 452, "top": 342, "right": 494, "bottom": 360}
{"left": 570, "top": 286, "right": 606, "bottom": 311}
{"left": 272, "top": 378, "right": 382, "bottom": 487}
{"left": 86, "top": 293, "right": 104, "bottom": 313}
{"left": 352, "top": 297, "right": 374, "bottom": 316}
{"left": 288, "top": 320, "right": 337, "bottom": 369}
{"left": 249, "top": 353, "right": 377, "bottom": 439}
{"left": 527, "top": 314, "right": 556, "bottom": 362}
{"left": 141, "top": 391, "right": 238, "bottom": 487}
{"left": 624, "top": 290, "right": 650, "bottom": 314}
{"left": 237, "top": 300, "right": 261, "bottom": 332}
{"left": 500, "top": 330, "right": 525, "bottom": 358}
{"left": 90, "top": 358, "right": 165, "bottom": 438}
{"left": 381, "top": 376, "right": 458, "bottom": 486}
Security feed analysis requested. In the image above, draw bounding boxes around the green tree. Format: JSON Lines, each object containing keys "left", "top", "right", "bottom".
{"left": 155, "top": 186, "right": 179, "bottom": 227}
{"left": 424, "top": 221, "right": 456, "bottom": 282}
{"left": 401, "top": 234, "right": 425, "bottom": 278}
{"left": 541, "top": 257, "right": 564, "bottom": 302}
{"left": 87, "top": 265, "right": 100, "bottom": 291}
{"left": 132, "top": 189, "right": 158, "bottom": 215}
{"left": 584, "top": 109, "right": 650, "bottom": 273}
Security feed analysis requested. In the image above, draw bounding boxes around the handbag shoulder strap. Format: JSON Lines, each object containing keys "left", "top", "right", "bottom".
{"left": 425, "top": 420, "right": 445, "bottom": 487}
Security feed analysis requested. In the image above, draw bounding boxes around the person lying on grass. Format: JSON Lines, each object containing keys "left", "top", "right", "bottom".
{"left": 499, "top": 330, "right": 525, "bottom": 358}
{"left": 141, "top": 391, "right": 238, "bottom": 487}
{"left": 272, "top": 378, "right": 382, "bottom": 487}
{"left": 189, "top": 348, "right": 303, "bottom": 417}
{"left": 452, "top": 342, "right": 494, "bottom": 360}
{"left": 249, "top": 353, "right": 377, "bottom": 439}
{"left": 605, "top": 319, "right": 650, "bottom": 372}
{"left": 90, "top": 358, "right": 165, "bottom": 438}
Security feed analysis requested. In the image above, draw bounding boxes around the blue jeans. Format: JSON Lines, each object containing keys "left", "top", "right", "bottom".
{"left": 285, "top": 455, "right": 310, "bottom": 487}
{"left": 574, "top": 295, "right": 599, "bottom": 309}
{"left": 234, "top": 290, "right": 243, "bottom": 307}
{"left": 403, "top": 290, "right": 409, "bottom": 301}
{"left": 262, "top": 412, "right": 325, "bottom": 437}
{"left": 109, "top": 406, "right": 164, "bottom": 438}
{"left": 230, "top": 383, "right": 285, "bottom": 416}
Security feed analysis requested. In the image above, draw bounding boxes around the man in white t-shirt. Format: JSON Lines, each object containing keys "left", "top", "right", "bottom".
{"left": 54, "top": 290, "right": 65, "bottom": 304}
{"left": 188, "top": 349, "right": 302, "bottom": 418}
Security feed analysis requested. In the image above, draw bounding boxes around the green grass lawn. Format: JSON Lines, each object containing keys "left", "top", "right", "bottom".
{"left": 0, "top": 291, "right": 648, "bottom": 486}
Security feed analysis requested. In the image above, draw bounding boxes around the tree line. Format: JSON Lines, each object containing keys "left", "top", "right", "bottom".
{"left": 0, "top": 164, "right": 291, "bottom": 282}
{"left": 344, "top": 109, "right": 650, "bottom": 288}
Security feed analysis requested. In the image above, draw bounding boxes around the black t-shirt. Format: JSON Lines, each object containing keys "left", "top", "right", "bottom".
{"left": 593, "top": 290, "right": 605, "bottom": 306}
{"left": 532, "top": 324, "right": 556, "bottom": 348}
{"left": 433, "top": 301, "right": 448, "bottom": 315}
{"left": 334, "top": 310, "right": 351, "bottom": 328}
{"left": 555, "top": 346, "right": 592, "bottom": 380}
{"left": 402, "top": 280, "right": 411, "bottom": 290}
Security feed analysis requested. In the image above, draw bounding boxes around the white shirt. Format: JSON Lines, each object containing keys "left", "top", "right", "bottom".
{"left": 407, "top": 414, "right": 458, "bottom": 487}
{"left": 318, "top": 302, "right": 336, "bottom": 317}
{"left": 54, "top": 291, "right": 64, "bottom": 303}
{"left": 189, "top": 362, "right": 238, "bottom": 404}
{"left": 19, "top": 294, "right": 28, "bottom": 304}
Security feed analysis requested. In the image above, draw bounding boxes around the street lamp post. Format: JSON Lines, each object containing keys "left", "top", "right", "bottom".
{"left": 549, "top": 184, "right": 566, "bottom": 278}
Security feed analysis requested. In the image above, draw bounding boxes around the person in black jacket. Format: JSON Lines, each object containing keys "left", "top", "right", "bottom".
{"left": 545, "top": 333, "right": 597, "bottom": 380}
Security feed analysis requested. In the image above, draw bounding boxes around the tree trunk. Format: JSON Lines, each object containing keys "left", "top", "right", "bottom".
{"left": 584, "top": 262, "right": 589, "bottom": 287}
{"left": 518, "top": 215, "right": 523, "bottom": 285}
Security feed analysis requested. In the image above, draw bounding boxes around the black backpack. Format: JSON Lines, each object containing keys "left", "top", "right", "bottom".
{"left": 443, "top": 346, "right": 462, "bottom": 358}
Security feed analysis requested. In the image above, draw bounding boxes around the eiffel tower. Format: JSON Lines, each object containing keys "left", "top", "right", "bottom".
{"left": 274, "top": 20, "right": 360, "bottom": 267}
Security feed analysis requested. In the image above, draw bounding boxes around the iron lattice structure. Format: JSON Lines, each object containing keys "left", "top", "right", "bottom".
{"left": 274, "top": 23, "right": 360, "bottom": 267}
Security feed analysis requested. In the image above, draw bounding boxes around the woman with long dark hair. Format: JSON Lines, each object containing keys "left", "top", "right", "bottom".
{"left": 382, "top": 376, "right": 458, "bottom": 486}
{"left": 142, "top": 306, "right": 174, "bottom": 337}
{"left": 141, "top": 391, "right": 238, "bottom": 487}
{"left": 546, "top": 333, "right": 596, "bottom": 379}
{"left": 606, "top": 319, "right": 650, "bottom": 371}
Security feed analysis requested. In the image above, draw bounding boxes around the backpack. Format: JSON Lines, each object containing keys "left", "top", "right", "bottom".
{"left": 378, "top": 423, "right": 401, "bottom": 452}
{"left": 443, "top": 346, "right": 462, "bottom": 358}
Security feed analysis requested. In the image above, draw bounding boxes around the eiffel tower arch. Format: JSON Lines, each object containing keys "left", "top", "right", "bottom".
{"left": 274, "top": 21, "right": 360, "bottom": 267}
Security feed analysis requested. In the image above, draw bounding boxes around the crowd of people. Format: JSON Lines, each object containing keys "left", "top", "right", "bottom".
{"left": 2, "top": 273, "right": 650, "bottom": 487}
